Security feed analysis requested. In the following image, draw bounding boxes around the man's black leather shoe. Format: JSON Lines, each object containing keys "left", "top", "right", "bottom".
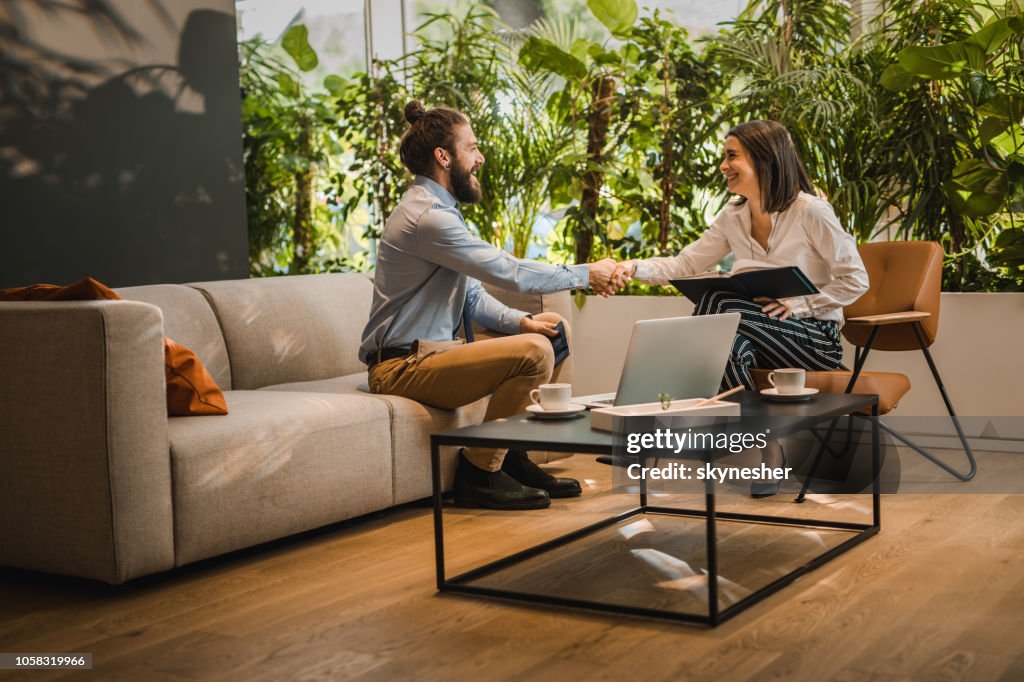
{"left": 501, "top": 449, "right": 582, "bottom": 498}
{"left": 454, "top": 452, "right": 550, "bottom": 510}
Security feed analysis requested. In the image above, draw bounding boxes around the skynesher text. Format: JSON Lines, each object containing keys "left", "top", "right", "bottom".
{"left": 626, "top": 462, "right": 793, "bottom": 482}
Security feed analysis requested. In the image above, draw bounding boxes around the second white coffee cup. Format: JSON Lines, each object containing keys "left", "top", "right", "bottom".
{"left": 768, "top": 368, "right": 806, "bottom": 394}
{"left": 530, "top": 383, "right": 572, "bottom": 411}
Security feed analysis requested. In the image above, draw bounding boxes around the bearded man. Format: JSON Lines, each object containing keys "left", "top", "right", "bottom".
{"left": 359, "top": 100, "right": 617, "bottom": 510}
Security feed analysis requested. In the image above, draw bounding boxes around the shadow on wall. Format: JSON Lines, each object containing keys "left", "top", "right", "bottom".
{"left": 0, "top": 1, "right": 248, "bottom": 287}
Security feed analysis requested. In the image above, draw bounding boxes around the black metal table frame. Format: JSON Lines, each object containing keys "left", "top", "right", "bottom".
{"left": 430, "top": 401, "right": 880, "bottom": 627}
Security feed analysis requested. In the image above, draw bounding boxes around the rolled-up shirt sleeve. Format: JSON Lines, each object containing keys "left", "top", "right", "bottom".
{"left": 634, "top": 218, "right": 732, "bottom": 284}
{"left": 465, "top": 279, "right": 528, "bottom": 334}
{"left": 781, "top": 203, "right": 869, "bottom": 318}
{"left": 416, "top": 208, "right": 589, "bottom": 293}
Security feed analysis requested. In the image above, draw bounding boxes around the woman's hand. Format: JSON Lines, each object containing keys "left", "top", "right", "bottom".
{"left": 753, "top": 297, "right": 794, "bottom": 321}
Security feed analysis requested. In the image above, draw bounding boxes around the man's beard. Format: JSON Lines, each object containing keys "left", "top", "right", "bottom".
{"left": 450, "top": 158, "right": 482, "bottom": 204}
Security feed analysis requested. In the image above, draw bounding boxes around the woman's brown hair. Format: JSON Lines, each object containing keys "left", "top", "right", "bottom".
{"left": 727, "top": 120, "right": 814, "bottom": 214}
{"left": 399, "top": 100, "right": 468, "bottom": 177}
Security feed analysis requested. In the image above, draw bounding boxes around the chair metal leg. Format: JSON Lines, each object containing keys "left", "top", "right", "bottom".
{"left": 844, "top": 325, "right": 878, "bottom": 393}
{"left": 797, "top": 326, "right": 879, "bottom": 503}
{"left": 900, "top": 322, "right": 977, "bottom": 481}
{"left": 795, "top": 418, "right": 841, "bottom": 503}
{"left": 877, "top": 420, "right": 975, "bottom": 480}
{"left": 796, "top": 328, "right": 879, "bottom": 503}
{"left": 794, "top": 441, "right": 827, "bottom": 503}
{"left": 795, "top": 415, "right": 865, "bottom": 503}
{"left": 795, "top": 319, "right": 977, "bottom": 502}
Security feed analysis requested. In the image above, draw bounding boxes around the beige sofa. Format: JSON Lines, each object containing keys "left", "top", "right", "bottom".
{"left": 0, "top": 274, "right": 573, "bottom": 584}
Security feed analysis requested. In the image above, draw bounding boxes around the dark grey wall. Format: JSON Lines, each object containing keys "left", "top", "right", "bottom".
{"left": 0, "top": 0, "right": 249, "bottom": 288}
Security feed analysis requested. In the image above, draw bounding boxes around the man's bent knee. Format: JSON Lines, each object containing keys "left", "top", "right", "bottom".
{"left": 532, "top": 312, "right": 571, "bottom": 347}
{"left": 517, "top": 334, "right": 556, "bottom": 378}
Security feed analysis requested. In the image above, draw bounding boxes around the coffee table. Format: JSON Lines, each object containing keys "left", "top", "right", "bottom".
{"left": 430, "top": 391, "right": 880, "bottom": 626}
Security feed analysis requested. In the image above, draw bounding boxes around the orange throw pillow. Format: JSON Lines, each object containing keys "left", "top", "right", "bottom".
{"left": 164, "top": 338, "right": 228, "bottom": 415}
{"left": 0, "top": 277, "right": 122, "bottom": 301}
{"left": 0, "top": 277, "right": 228, "bottom": 416}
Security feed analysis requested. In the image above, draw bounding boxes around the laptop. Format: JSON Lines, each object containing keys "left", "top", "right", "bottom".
{"left": 572, "top": 313, "right": 741, "bottom": 408}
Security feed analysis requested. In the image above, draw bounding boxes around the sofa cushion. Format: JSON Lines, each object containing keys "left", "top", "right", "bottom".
{"left": 259, "top": 374, "right": 488, "bottom": 504}
{"left": 117, "top": 283, "right": 233, "bottom": 390}
{"left": 190, "top": 274, "right": 372, "bottom": 390}
{"left": 168, "top": 389, "right": 392, "bottom": 565}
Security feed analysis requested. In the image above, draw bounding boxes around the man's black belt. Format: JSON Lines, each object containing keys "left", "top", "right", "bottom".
{"left": 366, "top": 347, "right": 411, "bottom": 370}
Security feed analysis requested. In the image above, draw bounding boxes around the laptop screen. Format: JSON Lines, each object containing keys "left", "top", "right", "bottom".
{"left": 612, "top": 313, "right": 740, "bottom": 405}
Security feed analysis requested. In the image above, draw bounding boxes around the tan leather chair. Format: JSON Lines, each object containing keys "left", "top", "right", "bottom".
{"left": 752, "top": 241, "right": 977, "bottom": 499}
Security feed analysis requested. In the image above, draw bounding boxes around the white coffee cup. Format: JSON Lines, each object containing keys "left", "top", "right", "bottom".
{"left": 768, "top": 368, "right": 806, "bottom": 395}
{"left": 530, "top": 383, "right": 572, "bottom": 411}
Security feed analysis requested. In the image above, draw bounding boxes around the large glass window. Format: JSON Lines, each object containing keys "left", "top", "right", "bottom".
{"left": 411, "top": 0, "right": 745, "bottom": 35}
{"left": 237, "top": 0, "right": 367, "bottom": 76}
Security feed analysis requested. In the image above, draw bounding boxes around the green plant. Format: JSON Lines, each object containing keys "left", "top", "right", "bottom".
{"left": 615, "top": 11, "right": 724, "bottom": 259}
{"left": 518, "top": 0, "right": 640, "bottom": 264}
{"left": 710, "top": 0, "right": 896, "bottom": 241}
{"left": 882, "top": 2, "right": 1024, "bottom": 286}
{"left": 240, "top": 28, "right": 344, "bottom": 275}
{"left": 402, "top": 6, "right": 576, "bottom": 257}
{"left": 868, "top": 0, "right": 1001, "bottom": 289}
{"left": 709, "top": 0, "right": 1024, "bottom": 290}
{"left": 989, "top": 226, "right": 1024, "bottom": 287}
{"left": 328, "top": 60, "right": 409, "bottom": 243}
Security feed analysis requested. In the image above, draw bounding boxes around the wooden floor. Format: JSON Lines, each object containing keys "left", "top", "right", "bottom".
{"left": 1, "top": 451, "right": 1023, "bottom": 682}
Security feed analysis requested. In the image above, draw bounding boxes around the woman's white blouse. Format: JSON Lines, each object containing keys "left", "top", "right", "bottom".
{"left": 634, "top": 192, "right": 869, "bottom": 324}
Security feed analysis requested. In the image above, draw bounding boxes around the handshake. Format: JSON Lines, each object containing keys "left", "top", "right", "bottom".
{"left": 587, "top": 258, "right": 637, "bottom": 297}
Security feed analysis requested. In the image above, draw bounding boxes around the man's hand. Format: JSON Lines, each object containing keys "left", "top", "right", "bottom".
{"left": 588, "top": 258, "right": 618, "bottom": 297}
{"left": 610, "top": 260, "right": 636, "bottom": 291}
{"left": 520, "top": 316, "right": 559, "bottom": 337}
{"left": 753, "top": 297, "right": 794, "bottom": 321}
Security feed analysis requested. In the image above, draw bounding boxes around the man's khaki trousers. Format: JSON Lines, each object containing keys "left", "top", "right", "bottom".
{"left": 368, "top": 312, "right": 571, "bottom": 471}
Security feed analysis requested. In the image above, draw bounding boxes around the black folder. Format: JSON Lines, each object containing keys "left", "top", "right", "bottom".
{"left": 669, "top": 266, "right": 819, "bottom": 304}
{"left": 549, "top": 320, "right": 570, "bottom": 366}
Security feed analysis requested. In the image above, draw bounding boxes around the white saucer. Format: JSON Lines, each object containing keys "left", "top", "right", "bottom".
{"left": 760, "top": 387, "right": 819, "bottom": 402}
{"left": 526, "top": 403, "right": 587, "bottom": 419}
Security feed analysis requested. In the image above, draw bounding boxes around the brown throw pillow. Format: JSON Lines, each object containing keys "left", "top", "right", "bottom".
{"left": 0, "top": 278, "right": 123, "bottom": 302}
{"left": 0, "top": 277, "right": 228, "bottom": 416}
{"left": 164, "top": 338, "right": 228, "bottom": 415}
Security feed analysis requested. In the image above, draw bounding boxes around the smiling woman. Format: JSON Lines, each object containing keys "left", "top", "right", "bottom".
{"left": 617, "top": 120, "right": 869, "bottom": 394}
{"left": 722, "top": 121, "right": 816, "bottom": 226}
{"left": 608, "top": 119, "right": 870, "bottom": 497}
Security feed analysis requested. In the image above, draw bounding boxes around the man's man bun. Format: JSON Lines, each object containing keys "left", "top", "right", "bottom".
{"left": 404, "top": 100, "right": 427, "bottom": 124}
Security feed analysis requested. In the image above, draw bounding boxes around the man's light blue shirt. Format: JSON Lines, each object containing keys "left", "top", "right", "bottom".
{"left": 359, "top": 176, "right": 589, "bottom": 364}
